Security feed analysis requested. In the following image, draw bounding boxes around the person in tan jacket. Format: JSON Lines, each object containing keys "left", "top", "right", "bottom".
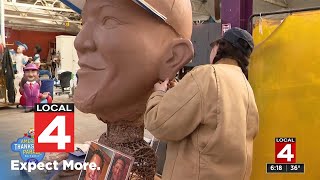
{"left": 144, "top": 28, "right": 259, "bottom": 180}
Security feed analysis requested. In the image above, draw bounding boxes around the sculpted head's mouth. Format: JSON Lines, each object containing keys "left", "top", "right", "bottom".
{"left": 78, "top": 62, "right": 106, "bottom": 71}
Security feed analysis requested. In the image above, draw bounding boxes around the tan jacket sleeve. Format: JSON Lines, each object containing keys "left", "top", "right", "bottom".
{"left": 144, "top": 71, "right": 203, "bottom": 141}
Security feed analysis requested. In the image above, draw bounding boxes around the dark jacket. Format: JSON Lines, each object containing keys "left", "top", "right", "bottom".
{"left": 1, "top": 48, "right": 16, "bottom": 103}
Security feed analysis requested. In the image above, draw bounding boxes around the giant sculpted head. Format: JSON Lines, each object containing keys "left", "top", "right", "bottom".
{"left": 74, "top": 0, "right": 193, "bottom": 124}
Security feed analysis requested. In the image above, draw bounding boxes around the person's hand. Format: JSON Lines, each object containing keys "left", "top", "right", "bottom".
{"left": 41, "top": 92, "right": 49, "bottom": 99}
{"left": 154, "top": 78, "right": 169, "bottom": 92}
{"left": 168, "top": 79, "right": 178, "bottom": 89}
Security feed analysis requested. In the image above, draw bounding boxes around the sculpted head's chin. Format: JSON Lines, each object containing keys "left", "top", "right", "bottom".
{"left": 74, "top": 101, "right": 90, "bottom": 114}
{"left": 74, "top": 90, "right": 97, "bottom": 114}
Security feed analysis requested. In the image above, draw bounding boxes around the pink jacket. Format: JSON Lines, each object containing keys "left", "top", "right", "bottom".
{"left": 23, "top": 81, "right": 40, "bottom": 97}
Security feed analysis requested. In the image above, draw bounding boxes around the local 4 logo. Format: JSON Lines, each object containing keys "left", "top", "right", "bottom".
{"left": 275, "top": 137, "right": 296, "bottom": 163}
{"left": 34, "top": 104, "right": 74, "bottom": 152}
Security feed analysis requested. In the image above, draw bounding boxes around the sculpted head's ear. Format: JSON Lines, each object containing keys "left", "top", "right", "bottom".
{"left": 159, "top": 39, "right": 194, "bottom": 80}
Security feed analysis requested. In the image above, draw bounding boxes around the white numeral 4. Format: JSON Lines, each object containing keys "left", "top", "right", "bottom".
{"left": 277, "top": 144, "right": 294, "bottom": 162}
{"left": 38, "top": 116, "right": 71, "bottom": 150}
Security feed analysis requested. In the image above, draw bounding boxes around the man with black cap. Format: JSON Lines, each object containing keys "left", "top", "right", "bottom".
{"left": 210, "top": 27, "right": 254, "bottom": 79}
{"left": 144, "top": 27, "right": 259, "bottom": 180}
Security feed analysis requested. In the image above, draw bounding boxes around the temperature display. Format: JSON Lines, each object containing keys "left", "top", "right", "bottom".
{"left": 267, "top": 163, "right": 305, "bottom": 173}
{"left": 287, "top": 164, "right": 304, "bottom": 173}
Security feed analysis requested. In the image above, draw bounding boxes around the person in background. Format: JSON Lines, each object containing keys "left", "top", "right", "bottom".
{"left": 144, "top": 27, "right": 259, "bottom": 180}
{"left": 33, "top": 45, "right": 42, "bottom": 68}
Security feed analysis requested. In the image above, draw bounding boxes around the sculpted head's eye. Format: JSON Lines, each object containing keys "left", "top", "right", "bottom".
{"left": 103, "top": 17, "right": 121, "bottom": 28}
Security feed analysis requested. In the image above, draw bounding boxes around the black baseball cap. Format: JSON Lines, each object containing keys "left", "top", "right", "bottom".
{"left": 211, "top": 27, "right": 254, "bottom": 56}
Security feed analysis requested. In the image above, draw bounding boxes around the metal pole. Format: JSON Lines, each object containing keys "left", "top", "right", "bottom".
{"left": 4, "top": 2, "right": 75, "bottom": 13}
{"left": 241, "top": 0, "right": 253, "bottom": 30}
{"left": 0, "top": 0, "right": 5, "bottom": 47}
{"left": 4, "top": 14, "right": 81, "bottom": 24}
{"left": 248, "top": 6, "right": 320, "bottom": 33}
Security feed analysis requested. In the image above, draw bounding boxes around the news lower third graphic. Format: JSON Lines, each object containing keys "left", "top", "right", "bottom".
{"left": 9, "top": 104, "right": 103, "bottom": 173}
{"left": 11, "top": 159, "right": 102, "bottom": 173}
{"left": 266, "top": 137, "right": 305, "bottom": 173}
